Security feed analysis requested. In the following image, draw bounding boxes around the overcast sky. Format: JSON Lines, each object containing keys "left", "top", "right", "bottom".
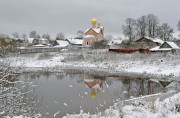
{"left": 0, "top": 0, "right": 180, "bottom": 38}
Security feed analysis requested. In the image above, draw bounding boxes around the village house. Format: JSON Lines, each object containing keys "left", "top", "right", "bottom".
{"left": 134, "top": 36, "right": 164, "bottom": 49}
{"left": 27, "top": 38, "right": 39, "bottom": 46}
{"left": 38, "top": 38, "right": 49, "bottom": 45}
{"left": 83, "top": 18, "right": 104, "bottom": 46}
{"left": 53, "top": 39, "right": 70, "bottom": 47}
{"left": 27, "top": 38, "right": 51, "bottom": 47}
{"left": 67, "top": 38, "right": 83, "bottom": 46}
{"left": 150, "top": 41, "right": 180, "bottom": 52}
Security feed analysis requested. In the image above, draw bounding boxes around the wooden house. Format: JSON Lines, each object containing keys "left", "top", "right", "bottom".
{"left": 134, "top": 36, "right": 164, "bottom": 49}
{"left": 150, "top": 41, "right": 179, "bottom": 52}
{"left": 38, "top": 38, "right": 49, "bottom": 45}
{"left": 27, "top": 38, "right": 39, "bottom": 46}
{"left": 53, "top": 40, "right": 69, "bottom": 47}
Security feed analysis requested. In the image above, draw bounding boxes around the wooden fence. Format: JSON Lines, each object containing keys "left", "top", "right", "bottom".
{"left": 109, "top": 49, "right": 150, "bottom": 54}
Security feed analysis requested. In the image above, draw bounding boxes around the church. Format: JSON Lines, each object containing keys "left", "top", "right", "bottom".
{"left": 83, "top": 18, "right": 104, "bottom": 46}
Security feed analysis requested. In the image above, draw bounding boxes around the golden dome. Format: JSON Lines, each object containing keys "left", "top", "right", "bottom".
{"left": 90, "top": 92, "right": 96, "bottom": 98}
{"left": 91, "top": 18, "right": 97, "bottom": 24}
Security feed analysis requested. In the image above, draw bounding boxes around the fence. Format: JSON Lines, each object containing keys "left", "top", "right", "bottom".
{"left": 16, "top": 47, "right": 64, "bottom": 54}
{"left": 109, "top": 49, "right": 150, "bottom": 54}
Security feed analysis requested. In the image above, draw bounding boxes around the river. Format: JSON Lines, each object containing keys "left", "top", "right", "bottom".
{"left": 19, "top": 69, "right": 177, "bottom": 118}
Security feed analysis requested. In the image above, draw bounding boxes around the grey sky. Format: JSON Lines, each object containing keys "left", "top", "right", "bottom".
{"left": 0, "top": 0, "right": 180, "bottom": 38}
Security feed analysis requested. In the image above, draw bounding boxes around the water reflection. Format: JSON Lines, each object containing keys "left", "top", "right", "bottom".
{"left": 84, "top": 79, "right": 103, "bottom": 98}
{"left": 19, "top": 71, "right": 178, "bottom": 117}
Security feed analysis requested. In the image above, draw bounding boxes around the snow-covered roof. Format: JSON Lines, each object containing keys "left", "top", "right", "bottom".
{"left": 28, "top": 38, "right": 36, "bottom": 44}
{"left": 150, "top": 41, "right": 180, "bottom": 51}
{"left": 150, "top": 46, "right": 160, "bottom": 51}
{"left": 150, "top": 46, "right": 172, "bottom": 51}
{"left": 162, "top": 41, "right": 180, "bottom": 49}
{"left": 34, "top": 44, "right": 46, "bottom": 47}
{"left": 67, "top": 38, "right": 83, "bottom": 45}
{"left": 153, "top": 38, "right": 164, "bottom": 44}
{"left": 136, "top": 36, "right": 164, "bottom": 44}
{"left": 85, "top": 28, "right": 102, "bottom": 34}
{"left": 54, "top": 40, "right": 69, "bottom": 47}
{"left": 92, "top": 28, "right": 101, "bottom": 33}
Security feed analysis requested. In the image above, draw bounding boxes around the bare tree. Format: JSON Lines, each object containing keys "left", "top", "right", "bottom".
{"left": 75, "top": 30, "right": 84, "bottom": 39}
{"left": 0, "top": 57, "right": 40, "bottom": 117}
{"left": 36, "top": 34, "right": 41, "bottom": 38}
{"left": 42, "top": 33, "right": 51, "bottom": 40}
{"left": 29, "top": 30, "right": 39, "bottom": 38}
{"left": 104, "top": 35, "right": 114, "bottom": 41}
{"left": 12, "top": 32, "right": 19, "bottom": 39}
{"left": 146, "top": 14, "right": 159, "bottom": 38}
{"left": 122, "top": 18, "right": 136, "bottom": 44}
{"left": 56, "top": 32, "right": 65, "bottom": 40}
{"left": 177, "top": 20, "right": 180, "bottom": 31}
{"left": 136, "top": 15, "right": 147, "bottom": 38}
{"left": 158, "top": 23, "right": 174, "bottom": 41}
{"left": 22, "top": 33, "right": 27, "bottom": 40}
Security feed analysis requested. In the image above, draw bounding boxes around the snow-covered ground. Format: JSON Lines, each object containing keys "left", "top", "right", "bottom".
{"left": 1, "top": 49, "right": 180, "bottom": 118}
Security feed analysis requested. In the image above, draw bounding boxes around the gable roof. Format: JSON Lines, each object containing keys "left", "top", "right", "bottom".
{"left": 135, "top": 36, "right": 164, "bottom": 44}
{"left": 67, "top": 38, "right": 83, "bottom": 45}
{"left": 150, "top": 41, "right": 179, "bottom": 51}
{"left": 160, "top": 41, "right": 179, "bottom": 49}
{"left": 85, "top": 28, "right": 102, "bottom": 34}
{"left": 53, "top": 40, "right": 69, "bottom": 47}
{"left": 28, "top": 38, "right": 37, "bottom": 44}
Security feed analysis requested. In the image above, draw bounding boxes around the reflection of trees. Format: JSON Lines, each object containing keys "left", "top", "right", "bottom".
{"left": 121, "top": 78, "right": 164, "bottom": 98}
{"left": 147, "top": 80, "right": 161, "bottom": 94}
{"left": 55, "top": 73, "right": 65, "bottom": 80}
{"left": 138, "top": 79, "right": 145, "bottom": 96}
{"left": 24, "top": 73, "right": 40, "bottom": 80}
{"left": 42, "top": 71, "right": 50, "bottom": 79}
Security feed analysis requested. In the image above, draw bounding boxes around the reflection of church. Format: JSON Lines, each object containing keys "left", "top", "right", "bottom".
{"left": 83, "top": 18, "right": 104, "bottom": 46}
{"left": 84, "top": 79, "right": 103, "bottom": 98}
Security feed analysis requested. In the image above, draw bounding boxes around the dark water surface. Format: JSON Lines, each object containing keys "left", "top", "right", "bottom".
{"left": 19, "top": 70, "right": 177, "bottom": 118}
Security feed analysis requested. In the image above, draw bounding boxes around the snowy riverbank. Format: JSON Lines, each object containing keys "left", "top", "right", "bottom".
{"left": 3, "top": 49, "right": 180, "bottom": 81}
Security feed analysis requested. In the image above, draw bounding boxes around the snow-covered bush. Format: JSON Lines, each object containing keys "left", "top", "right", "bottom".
{"left": 0, "top": 59, "right": 41, "bottom": 117}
